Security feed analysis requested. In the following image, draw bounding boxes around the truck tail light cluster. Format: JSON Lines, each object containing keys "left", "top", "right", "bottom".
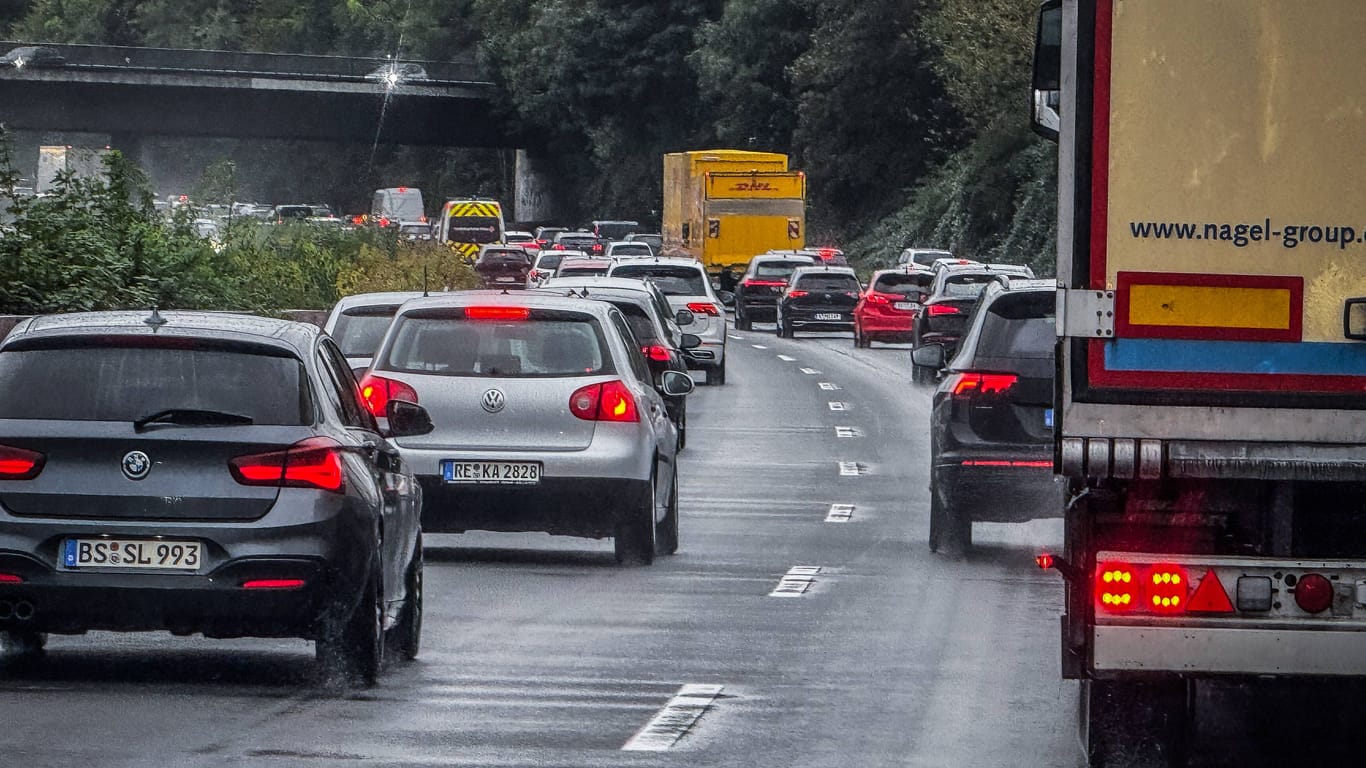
{"left": 1095, "top": 562, "right": 1241, "bottom": 616}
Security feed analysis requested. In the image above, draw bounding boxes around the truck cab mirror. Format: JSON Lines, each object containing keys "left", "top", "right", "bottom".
{"left": 1031, "top": 0, "right": 1062, "bottom": 141}
{"left": 1344, "top": 298, "right": 1366, "bottom": 340}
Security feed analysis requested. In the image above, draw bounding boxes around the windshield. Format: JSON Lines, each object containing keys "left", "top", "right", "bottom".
{"left": 942, "top": 273, "right": 1003, "bottom": 298}
{"left": 332, "top": 309, "right": 398, "bottom": 357}
{"left": 534, "top": 252, "right": 565, "bottom": 269}
{"left": 381, "top": 314, "right": 612, "bottom": 377}
{"left": 755, "top": 260, "right": 810, "bottom": 279}
{"left": 610, "top": 264, "right": 708, "bottom": 295}
{"left": 872, "top": 273, "right": 930, "bottom": 295}
{"left": 0, "top": 345, "right": 309, "bottom": 424}
{"left": 795, "top": 274, "right": 859, "bottom": 291}
{"left": 976, "top": 293, "right": 1056, "bottom": 358}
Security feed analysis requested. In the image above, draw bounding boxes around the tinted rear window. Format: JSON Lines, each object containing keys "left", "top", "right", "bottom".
{"left": 795, "top": 274, "right": 860, "bottom": 291}
{"left": 0, "top": 345, "right": 310, "bottom": 424}
{"left": 557, "top": 235, "right": 598, "bottom": 246}
{"left": 612, "top": 302, "right": 660, "bottom": 343}
{"left": 381, "top": 313, "right": 612, "bottom": 377}
{"left": 755, "top": 261, "right": 810, "bottom": 279}
{"left": 976, "top": 293, "right": 1056, "bottom": 358}
{"left": 595, "top": 223, "right": 638, "bottom": 239}
{"left": 558, "top": 264, "right": 609, "bottom": 277}
{"left": 333, "top": 309, "right": 398, "bottom": 358}
{"left": 447, "top": 216, "right": 501, "bottom": 244}
{"left": 535, "top": 252, "right": 565, "bottom": 269}
{"left": 611, "top": 265, "right": 707, "bottom": 296}
{"left": 872, "top": 273, "right": 931, "bottom": 295}
{"left": 942, "top": 274, "right": 1004, "bottom": 298}
{"left": 479, "top": 250, "right": 529, "bottom": 265}
{"left": 611, "top": 244, "right": 653, "bottom": 256}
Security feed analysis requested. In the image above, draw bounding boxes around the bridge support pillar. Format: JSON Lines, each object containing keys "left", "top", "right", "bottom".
{"left": 107, "top": 133, "right": 146, "bottom": 170}
{"left": 514, "top": 149, "right": 562, "bottom": 225}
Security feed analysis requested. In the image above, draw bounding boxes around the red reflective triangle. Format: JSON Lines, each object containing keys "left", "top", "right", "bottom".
{"left": 1187, "top": 569, "right": 1235, "bottom": 613}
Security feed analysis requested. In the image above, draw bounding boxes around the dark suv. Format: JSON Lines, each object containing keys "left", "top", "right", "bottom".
{"left": 910, "top": 263, "right": 1034, "bottom": 382}
{"left": 913, "top": 281, "right": 1062, "bottom": 554}
{"left": 0, "top": 311, "right": 430, "bottom": 684}
{"left": 776, "top": 266, "right": 861, "bottom": 338}
{"left": 734, "top": 254, "right": 818, "bottom": 330}
{"left": 474, "top": 245, "right": 533, "bottom": 288}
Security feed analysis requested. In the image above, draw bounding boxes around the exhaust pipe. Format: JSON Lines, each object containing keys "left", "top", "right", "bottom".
{"left": 0, "top": 601, "right": 13, "bottom": 620}
{"left": 12, "top": 601, "right": 33, "bottom": 621}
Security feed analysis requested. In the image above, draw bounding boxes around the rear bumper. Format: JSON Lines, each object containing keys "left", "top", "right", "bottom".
{"left": 417, "top": 476, "right": 651, "bottom": 537}
{"left": 737, "top": 297, "right": 779, "bottom": 320}
{"left": 1092, "top": 624, "right": 1366, "bottom": 677}
{"left": 856, "top": 311, "right": 915, "bottom": 338}
{"left": 934, "top": 459, "right": 1063, "bottom": 522}
{"left": 684, "top": 340, "right": 725, "bottom": 367}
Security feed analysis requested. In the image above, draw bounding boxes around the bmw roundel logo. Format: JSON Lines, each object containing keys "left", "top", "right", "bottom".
{"left": 481, "top": 388, "right": 506, "bottom": 414}
{"left": 122, "top": 450, "right": 151, "bottom": 480}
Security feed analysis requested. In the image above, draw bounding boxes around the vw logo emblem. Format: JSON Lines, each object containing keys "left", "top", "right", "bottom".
{"left": 481, "top": 388, "right": 506, "bottom": 413}
{"left": 121, "top": 450, "right": 151, "bottom": 481}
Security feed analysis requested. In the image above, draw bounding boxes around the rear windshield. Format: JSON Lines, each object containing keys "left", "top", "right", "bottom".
{"left": 381, "top": 313, "right": 613, "bottom": 377}
{"left": 557, "top": 235, "right": 598, "bottom": 247}
{"left": 755, "top": 261, "right": 810, "bottom": 279}
{"left": 612, "top": 302, "right": 661, "bottom": 344}
{"left": 872, "top": 273, "right": 931, "bottom": 295}
{"left": 446, "top": 215, "right": 501, "bottom": 244}
{"left": 479, "top": 250, "right": 529, "bottom": 266}
{"left": 535, "top": 252, "right": 565, "bottom": 269}
{"left": 795, "top": 274, "right": 860, "bottom": 291}
{"left": 558, "top": 264, "right": 609, "bottom": 277}
{"left": 976, "top": 292, "right": 1057, "bottom": 359}
{"left": 276, "top": 206, "right": 311, "bottom": 220}
{"left": 595, "top": 223, "right": 638, "bottom": 239}
{"left": 942, "top": 274, "right": 1004, "bottom": 298}
{"left": 0, "top": 345, "right": 310, "bottom": 424}
{"left": 611, "top": 244, "right": 653, "bottom": 256}
{"left": 611, "top": 264, "right": 707, "bottom": 296}
{"left": 333, "top": 309, "right": 398, "bottom": 358}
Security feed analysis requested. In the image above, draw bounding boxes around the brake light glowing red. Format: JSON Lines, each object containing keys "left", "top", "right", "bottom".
{"left": 241, "top": 578, "right": 306, "bottom": 590}
{"left": 643, "top": 345, "right": 672, "bottom": 362}
{"left": 465, "top": 306, "right": 530, "bottom": 321}
{"left": 378, "top": 217, "right": 390, "bottom": 228}
{"left": 0, "top": 445, "right": 44, "bottom": 480}
{"left": 229, "top": 437, "right": 345, "bottom": 493}
{"left": 787, "top": 289, "right": 809, "bottom": 298}
{"left": 1147, "top": 566, "right": 1188, "bottom": 613}
{"left": 1186, "top": 569, "right": 1235, "bottom": 614}
{"left": 926, "top": 303, "right": 961, "bottom": 316}
{"left": 1294, "top": 573, "right": 1334, "bottom": 614}
{"left": 742, "top": 279, "right": 787, "bottom": 288}
{"left": 358, "top": 374, "right": 419, "bottom": 418}
{"left": 0, "top": 573, "right": 23, "bottom": 584}
{"left": 948, "top": 372, "right": 1018, "bottom": 397}
{"left": 568, "top": 380, "right": 639, "bottom": 423}
{"left": 865, "top": 293, "right": 889, "bottom": 305}
{"left": 687, "top": 302, "right": 721, "bottom": 317}
{"left": 1096, "top": 563, "right": 1137, "bottom": 612}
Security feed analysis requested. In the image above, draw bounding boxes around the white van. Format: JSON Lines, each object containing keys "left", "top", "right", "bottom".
{"left": 370, "top": 187, "right": 426, "bottom": 228}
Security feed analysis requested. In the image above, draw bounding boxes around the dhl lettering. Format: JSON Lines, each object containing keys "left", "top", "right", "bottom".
{"left": 729, "top": 182, "right": 774, "bottom": 192}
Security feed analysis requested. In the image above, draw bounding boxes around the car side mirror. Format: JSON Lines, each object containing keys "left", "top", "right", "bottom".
{"left": 911, "top": 343, "right": 946, "bottom": 370}
{"left": 716, "top": 291, "right": 736, "bottom": 307}
{"left": 675, "top": 309, "right": 696, "bottom": 326}
{"left": 660, "top": 370, "right": 695, "bottom": 397}
{"left": 679, "top": 333, "right": 702, "bottom": 350}
{"left": 386, "top": 399, "right": 434, "bottom": 437}
{"left": 352, "top": 366, "right": 370, "bottom": 380}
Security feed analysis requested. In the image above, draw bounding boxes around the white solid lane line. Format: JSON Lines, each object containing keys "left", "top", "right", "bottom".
{"left": 621, "top": 684, "right": 725, "bottom": 751}
{"left": 826, "top": 504, "right": 855, "bottom": 523}
{"left": 769, "top": 566, "right": 822, "bottom": 597}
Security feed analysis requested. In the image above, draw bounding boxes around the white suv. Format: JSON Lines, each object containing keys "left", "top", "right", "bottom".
{"left": 607, "top": 257, "right": 729, "bottom": 385}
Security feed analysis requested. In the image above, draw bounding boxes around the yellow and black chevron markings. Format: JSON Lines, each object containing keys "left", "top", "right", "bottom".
{"left": 445, "top": 202, "right": 502, "bottom": 218}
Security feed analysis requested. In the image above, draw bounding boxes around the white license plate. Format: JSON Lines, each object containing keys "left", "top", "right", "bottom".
{"left": 814, "top": 313, "right": 843, "bottom": 321}
{"left": 894, "top": 302, "right": 920, "bottom": 311}
{"left": 443, "top": 460, "right": 542, "bottom": 485}
{"left": 62, "top": 538, "right": 202, "bottom": 571}
{"left": 495, "top": 276, "right": 517, "bottom": 282}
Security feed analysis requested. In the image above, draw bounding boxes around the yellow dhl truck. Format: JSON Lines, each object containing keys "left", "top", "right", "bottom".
{"left": 662, "top": 150, "right": 805, "bottom": 275}
{"left": 1034, "top": 1, "right": 1366, "bottom": 764}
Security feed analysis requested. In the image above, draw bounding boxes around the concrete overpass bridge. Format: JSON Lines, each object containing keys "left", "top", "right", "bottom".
{"left": 0, "top": 42, "right": 558, "bottom": 218}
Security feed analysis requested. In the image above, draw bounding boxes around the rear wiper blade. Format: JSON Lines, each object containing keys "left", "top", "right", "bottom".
{"left": 133, "top": 408, "right": 254, "bottom": 433}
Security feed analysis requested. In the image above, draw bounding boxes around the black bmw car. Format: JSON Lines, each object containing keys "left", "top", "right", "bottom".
{"left": 0, "top": 311, "right": 431, "bottom": 685}
{"left": 775, "top": 265, "right": 862, "bottom": 338}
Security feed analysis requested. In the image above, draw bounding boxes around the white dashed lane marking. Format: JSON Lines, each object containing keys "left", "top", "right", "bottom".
{"left": 828, "top": 401, "right": 848, "bottom": 411}
{"left": 800, "top": 367, "right": 821, "bottom": 375}
{"left": 751, "top": 344, "right": 768, "bottom": 349}
{"left": 826, "top": 504, "right": 855, "bottom": 522}
{"left": 769, "top": 566, "right": 821, "bottom": 597}
{"left": 621, "top": 684, "right": 725, "bottom": 751}
{"left": 835, "top": 426, "right": 861, "bottom": 438}
{"left": 728, "top": 334, "right": 742, "bottom": 340}
{"left": 819, "top": 382, "right": 841, "bottom": 391}
{"left": 838, "top": 461, "right": 866, "bottom": 476}
{"left": 777, "top": 354, "right": 797, "bottom": 362}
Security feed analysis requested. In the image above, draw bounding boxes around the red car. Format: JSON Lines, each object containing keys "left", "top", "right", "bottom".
{"left": 853, "top": 268, "right": 934, "bottom": 347}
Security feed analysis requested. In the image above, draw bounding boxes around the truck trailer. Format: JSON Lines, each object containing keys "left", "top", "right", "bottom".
{"left": 662, "top": 150, "right": 805, "bottom": 275}
{"left": 1034, "top": 1, "right": 1366, "bottom": 764}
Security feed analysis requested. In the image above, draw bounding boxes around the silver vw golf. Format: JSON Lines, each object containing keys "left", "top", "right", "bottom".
{"left": 358, "top": 293, "right": 693, "bottom": 564}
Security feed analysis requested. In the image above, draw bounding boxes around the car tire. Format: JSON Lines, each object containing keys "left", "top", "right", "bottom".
{"left": 317, "top": 568, "right": 384, "bottom": 686}
{"left": 1, "top": 630, "right": 46, "bottom": 657}
{"left": 705, "top": 360, "right": 726, "bottom": 386}
{"left": 656, "top": 472, "right": 679, "bottom": 556}
{"left": 1081, "top": 679, "right": 1190, "bottom": 767}
{"left": 675, "top": 400, "right": 687, "bottom": 452}
{"left": 614, "top": 478, "right": 657, "bottom": 566}
{"left": 736, "top": 309, "right": 752, "bottom": 332}
{"left": 780, "top": 318, "right": 795, "bottom": 338}
{"left": 389, "top": 536, "right": 423, "bottom": 662}
{"left": 928, "top": 466, "right": 971, "bottom": 555}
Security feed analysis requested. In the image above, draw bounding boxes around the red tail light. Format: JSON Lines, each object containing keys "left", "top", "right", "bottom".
{"left": 241, "top": 578, "right": 307, "bottom": 590}
{"left": 742, "top": 279, "right": 787, "bottom": 288}
{"left": 229, "top": 437, "right": 345, "bottom": 493}
{"left": 1147, "top": 565, "right": 1188, "bottom": 614}
{"left": 643, "top": 345, "right": 672, "bottom": 362}
{"left": 0, "top": 573, "right": 23, "bottom": 584}
{"left": 1187, "top": 569, "right": 1235, "bottom": 614}
{"left": 1294, "top": 573, "right": 1334, "bottom": 614}
{"left": 465, "top": 306, "right": 530, "bottom": 321}
{"left": 687, "top": 302, "right": 721, "bottom": 316}
{"left": 378, "top": 217, "right": 390, "bottom": 228}
{"left": 947, "top": 372, "right": 1018, "bottom": 397}
{"left": 358, "top": 374, "right": 419, "bottom": 417}
{"left": 787, "top": 289, "right": 809, "bottom": 298}
{"left": 592, "top": 243, "right": 604, "bottom": 253}
{"left": 1096, "top": 562, "right": 1138, "bottom": 613}
{"left": 569, "top": 380, "right": 639, "bottom": 423}
{"left": 865, "top": 293, "right": 889, "bottom": 305}
{"left": 0, "top": 445, "right": 44, "bottom": 480}
{"left": 552, "top": 244, "right": 565, "bottom": 250}
{"left": 926, "top": 303, "right": 961, "bottom": 316}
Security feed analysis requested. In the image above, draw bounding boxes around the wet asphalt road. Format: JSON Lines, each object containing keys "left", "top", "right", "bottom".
{"left": 0, "top": 321, "right": 1220, "bottom": 768}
